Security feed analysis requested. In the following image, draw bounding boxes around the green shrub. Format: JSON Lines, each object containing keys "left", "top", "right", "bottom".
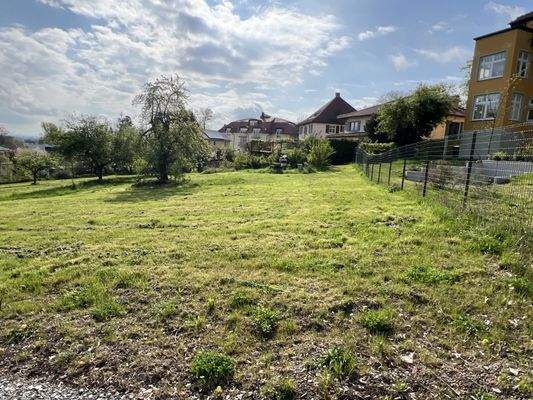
{"left": 359, "top": 142, "right": 395, "bottom": 154}
{"left": 261, "top": 377, "right": 297, "bottom": 400}
{"left": 453, "top": 313, "right": 484, "bottom": 336}
{"left": 285, "top": 148, "right": 307, "bottom": 168}
{"left": 155, "top": 300, "right": 178, "bottom": 321}
{"left": 307, "top": 140, "right": 334, "bottom": 171}
{"left": 190, "top": 350, "right": 235, "bottom": 388}
{"left": 360, "top": 309, "right": 395, "bottom": 335}
{"left": 234, "top": 153, "right": 269, "bottom": 170}
{"left": 320, "top": 347, "right": 357, "bottom": 380}
{"left": 251, "top": 306, "right": 280, "bottom": 339}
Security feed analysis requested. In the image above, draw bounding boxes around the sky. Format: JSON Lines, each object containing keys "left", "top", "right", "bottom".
{"left": 0, "top": 0, "right": 531, "bottom": 138}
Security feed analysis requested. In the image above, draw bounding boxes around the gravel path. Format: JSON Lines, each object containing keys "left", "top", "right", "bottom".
{"left": 0, "top": 374, "right": 132, "bottom": 400}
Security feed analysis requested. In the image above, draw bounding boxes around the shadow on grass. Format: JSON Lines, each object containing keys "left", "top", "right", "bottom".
{"left": 106, "top": 180, "right": 201, "bottom": 203}
{"left": 0, "top": 176, "right": 136, "bottom": 201}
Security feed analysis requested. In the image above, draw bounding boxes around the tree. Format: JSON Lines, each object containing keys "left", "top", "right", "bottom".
{"left": 197, "top": 108, "right": 214, "bottom": 130}
{"left": 14, "top": 150, "right": 57, "bottom": 184}
{"left": 112, "top": 116, "right": 140, "bottom": 173}
{"left": 364, "top": 114, "right": 389, "bottom": 143}
{"left": 44, "top": 116, "right": 113, "bottom": 181}
{"left": 377, "top": 84, "right": 454, "bottom": 146}
{"left": 307, "top": 140, "right": 334, "bottom": 171}
{"left": 0, "top": 125, "right": 24, "bottom": 150}
{"left": 133, "top": 75, "right": 209, "bottom": 183}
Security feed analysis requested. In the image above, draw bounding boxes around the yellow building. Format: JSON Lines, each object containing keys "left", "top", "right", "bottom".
{"left": 464, "top": 12, "right": 533, "bottom": 131}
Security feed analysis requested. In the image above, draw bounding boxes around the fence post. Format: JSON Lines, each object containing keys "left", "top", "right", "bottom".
{"left": 401, "top": 159, "right": 407, "bottom": 190}
{"left": 370, "top": 163, "right": 374, "bottom": 181}
{"left": 422, "top": 160, "right": 430, "bottom": 197}
{"left": 387, "top": 162, "right": 392, "bottom": 186}
{"left": 463, "top": 132, "right": 477, "bottom": 207}
{"left": 377, "top": 163, "right": 382, "bottom": 184}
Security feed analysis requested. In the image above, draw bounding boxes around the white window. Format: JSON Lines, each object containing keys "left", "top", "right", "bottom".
{"left": 348, "top": 121, "right": 361, "bottom": 132}
{"left": 225, "top": 128, "right": 231, "bottom": 133}
{"left": 527, "top": 99, "right": 533, "bottom": 121}
{"left": 239, "top": 136, "right": 247, "bottom": 145}
{"left": 275, "top": 128, "right": 283, "bottom": 135}
{"left": 509, "top": 93, "right": 524, "bottom": 121}
{"left": 472, "top": 93, "right": 501, "bottom": 120}
{"left": 327, "top": 125, "right": 336, "bottom": 134}
{"left": 478, "top": 52, "right": 506, "bottom": 80}
{"left": 239, "top": 127, "right": 247, "bottom": 133}
{"left": 249, "top": 120, "right": 257, "bottom": 126}
{"left": 516, "top": 51, "right": 529, "bottom": 78}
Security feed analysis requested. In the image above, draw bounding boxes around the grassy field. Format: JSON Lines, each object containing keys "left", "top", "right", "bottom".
{"left": 0, "top": 166, "right": 531, "bottom": 399}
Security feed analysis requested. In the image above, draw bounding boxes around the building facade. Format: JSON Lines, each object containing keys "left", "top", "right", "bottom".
{"left": 298, "top": 93, "right": 356, "bottom": 140}
{"left": 464, "top": 12, "right": 533, "bottom": 131}
{"left": 219, "top": 112, "right": 298, "bottom": 152}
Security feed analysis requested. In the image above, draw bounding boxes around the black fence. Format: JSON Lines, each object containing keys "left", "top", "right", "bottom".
{"left": 355, "top": 123, "right": 533, "bottom": 235}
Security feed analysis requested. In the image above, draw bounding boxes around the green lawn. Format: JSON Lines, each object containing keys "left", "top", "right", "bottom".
{"left": 0, "top": 166, "right": 531, "bottom": 399}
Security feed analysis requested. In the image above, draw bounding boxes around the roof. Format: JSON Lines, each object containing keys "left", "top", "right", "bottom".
{"left": 474, "top": 11, "right": 533, "bottom": 40}
{"left": 219, "top": 113, "right": 298, "bottom": 137}
{"left": 338, "top": 101, "right": 466, "bottom": 120}
{"left": 509, "top": 11, "right": 533, "bottom": 27}
{"left": 204, "top": 130, "right": 230, "bottom": 141}
{"left": 0, "top": 145, "right": 11, "bottom": 152}
{"left": 338, "top": 103, "right": 385, "bottom": 119}
{"left": 298, "top": 93, "right": 356, "bottom": 125}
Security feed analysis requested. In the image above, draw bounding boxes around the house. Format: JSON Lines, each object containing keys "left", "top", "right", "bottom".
{"left": 203, "top": 130, "right": 230, "bottom": 150}
{"left": 464, "top": 11, "right": 533, "bottom": 131}
{"left": 338, "top": 101, "right": 466, "bottom": 140}
{"left": 219, "top": 112, "right": 298, "bottom": 152}
{"left": 298, "top": 92, "right": 356, "bottom": 140}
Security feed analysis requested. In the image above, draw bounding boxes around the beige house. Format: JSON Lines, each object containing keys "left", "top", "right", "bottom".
{"left": 298, "top": 92, "right": 355, "bottom": 140}
{"left": 464, "top": 12, "right": 533, "bottom": 131}
{"left": 219, "top": 113, "right": 298, "bottom": 152}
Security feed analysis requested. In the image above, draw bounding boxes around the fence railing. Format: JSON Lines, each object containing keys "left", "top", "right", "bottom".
{"left": 354, "top": 123, "right": 533, "bottom": 233}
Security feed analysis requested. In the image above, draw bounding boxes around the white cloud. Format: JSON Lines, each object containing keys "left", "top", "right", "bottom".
{"left": 1, "top": 0, "right": 351, "bottom": 134}
{"left": 358, "top": 25, "right": 397, "bottom": 41}
{"left": 485, "top": 2, "right": 526, "bottom": 20}
{"left": 389, "top": 53, "right": 417, "bottom": 71}
{"left": 415, "top": 46, "right": 471, "bottom": 63}
{"left": 428, "top": 21, "right": 454, "bottom": 34}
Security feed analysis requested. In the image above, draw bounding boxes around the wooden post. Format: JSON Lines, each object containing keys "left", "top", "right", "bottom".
{"left": 422, "top": 160, "right": 430, "bottom": 197}
{"left": 371, "top": 163, "right": 374, "bottom": 181}
{"left": 401, "top": 159, "right": 407, "bottom": 190}
{"left": 463, "top": 132, "right": 477, "bottom": 207}
{"left": 387, "top": 162, "right": 392, "bottom": 185}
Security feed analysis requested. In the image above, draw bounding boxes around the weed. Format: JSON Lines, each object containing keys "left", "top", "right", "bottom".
{"left": 360, "top": 309, "right": 395, "bottom": 335}
{"left": 230, "top": 290, "right": 258, "bottom": 309}
{"left": 155, "top": 299, "right": 179, "bottom": 321}
{"left": 91, "top": 299, "right": 125, "bottom": 321}
{"left": 251, "top": 306, "right": 280, "bottom": 339}
{"left": 261, "top": 377, "right": 297, "bottom": 400}
{"left": 320, "top": 347, "right": 357, "bottom": 380}
{"left": 206, "top": 297, "right": 216, "bottom": 314}
{"left": 508, "top": 276, "right": 532, "bottom": 298}
{"left": 190, "top": 350, "right": 235, "bottom": 388}
{"left": 406, "top": 265, "right": 459, "bottom": 285}
{"left": 453, "top": 313, "right": 485, "bottom": 336}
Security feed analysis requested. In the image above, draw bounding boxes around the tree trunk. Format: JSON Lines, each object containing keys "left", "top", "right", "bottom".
{"left": 32, "top": 171, "right": 37, "bottom": 185}
{"left": 97, "top": 166, "right": 103, "bottom": 181}
{"left": 159, "top": 162, "right": 169, "bottom": 184}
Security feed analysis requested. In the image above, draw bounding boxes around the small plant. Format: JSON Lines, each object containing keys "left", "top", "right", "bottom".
{"left": 261, "top": 377, "right": 297, "bottom": 400}
{"left": 206, "top": 297, "right": 216, "bottom": 314}
{"left": 508, "top": 277, "right": 532, "bottom": 299}
{"left": 91, "top": 299, "right": 125, "bottom": 321}
{"left": 320, "top": 346, "right": 357, "bottom": 380}
{"left": 387, "top": 183, "right": 401, "bottom": 193}
{"left": 251, "top": 306, "right": 280, "bottom": 339}
{"left": 190, "top": 350, "right": 235, "bottom": 388}
{"left": 360, "top": 309, "right": 395, "bottom": 335}
{"left": 230, "top": 290, "right": 258, "bottom": 309}
{"left": 453, "top": 313, "right": 484, "bottom": 336}
{"left": 155, "top": 299, "right": 178, "bottom": 321}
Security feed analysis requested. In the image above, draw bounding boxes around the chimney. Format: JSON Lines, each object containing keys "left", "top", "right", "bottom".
{"left": 335, "top": 92, "right": 341, "bottom": 98}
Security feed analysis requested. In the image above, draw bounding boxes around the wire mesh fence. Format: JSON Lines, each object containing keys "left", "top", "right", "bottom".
{"left": 355, "top": 123, "right": 533, "bottom": 238}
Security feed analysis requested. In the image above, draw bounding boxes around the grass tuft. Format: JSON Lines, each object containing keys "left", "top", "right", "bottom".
{"left": 360, "top": 309, "right": 395, "bottom": 335}
{"left": 190, "top": 350, "right": 235, "bottom": 389}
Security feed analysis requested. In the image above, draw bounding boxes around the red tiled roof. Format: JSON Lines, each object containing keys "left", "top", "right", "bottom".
{"left": 219, "top": 113, "right": 298, "bottom": 137}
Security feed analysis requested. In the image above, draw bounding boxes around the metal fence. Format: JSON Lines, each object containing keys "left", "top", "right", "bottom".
{"left": 355, "top": 123, "right": 533, "bottom": 235}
